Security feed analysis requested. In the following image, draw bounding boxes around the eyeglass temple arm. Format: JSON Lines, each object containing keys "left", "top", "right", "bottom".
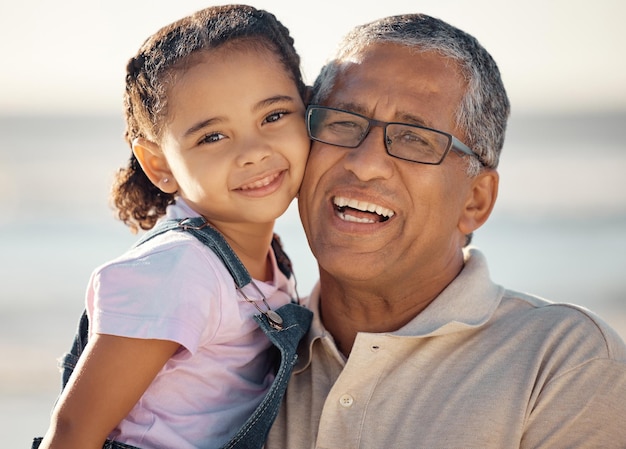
{"left": 451, "top": 136, "right": 486, "bottom": 165}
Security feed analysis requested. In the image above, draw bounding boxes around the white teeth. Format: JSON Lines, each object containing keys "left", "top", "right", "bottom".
{"left": 333, "top": 196, "right": 395, "bottom": 218}
{"left": 337, "top": 211, "right": 377, "bottom": 223}
{"left": 240, "top": 172, "right": 279, "bottom": 190}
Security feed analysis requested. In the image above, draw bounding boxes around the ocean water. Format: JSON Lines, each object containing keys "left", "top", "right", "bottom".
{"left": 1, "top": 112, "right": 625, "bottom": 444}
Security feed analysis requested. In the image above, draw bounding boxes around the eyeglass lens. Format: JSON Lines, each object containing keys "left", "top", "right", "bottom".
{"left": 308, "top": 107, "right": 452, "bottom": 164}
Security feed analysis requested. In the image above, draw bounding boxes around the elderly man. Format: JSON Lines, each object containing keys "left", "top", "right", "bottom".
{"left": 266, "top": 13, "right": 626, "bottom": 448}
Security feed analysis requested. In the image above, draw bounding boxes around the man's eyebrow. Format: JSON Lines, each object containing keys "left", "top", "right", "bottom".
{"left": 333, "top": 101, "right": 367, "bottom": 116}
{"left": 396, "top": 112, "right": 432, "bottom": 128}
{"left": 253, "top": 95, "right": 298, "bottom": 112}
{"left": 332, "top": 101, "right": 433, "bottom": 128}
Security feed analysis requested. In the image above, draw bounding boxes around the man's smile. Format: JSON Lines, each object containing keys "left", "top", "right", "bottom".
{"left": 333, "top": 196, "right": 395, "bottom": 223}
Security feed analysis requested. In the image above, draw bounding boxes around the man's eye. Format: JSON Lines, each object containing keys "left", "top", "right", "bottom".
{"left": 329, "top": 120, "right": 358, "bottom": 129}
{"left": 397, "top": 130, "right": 429, "bottom": 145}
{"left": 200, "top": 132, "right": 225, "bottom": 144}
{"left": 326, "top": 120, "right": 365, "bottom": 135}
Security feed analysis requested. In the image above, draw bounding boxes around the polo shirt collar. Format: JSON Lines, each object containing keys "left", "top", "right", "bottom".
{"left": 295, "top": 248, "right": 504, "bottom": 372}
{"left": 394, "top": 247, "right": 504, "bottom": 337}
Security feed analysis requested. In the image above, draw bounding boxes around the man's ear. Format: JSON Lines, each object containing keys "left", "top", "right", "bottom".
{"left": 458, "top": 169, "right": 499, "bottom": 235}
{"left": 132, "top": 137, "right": 178, "bottom": 193}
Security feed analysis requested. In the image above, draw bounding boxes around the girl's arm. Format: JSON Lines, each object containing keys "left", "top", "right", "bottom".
{"left": 38, "top": 333, "right": 180, "bottom": 449}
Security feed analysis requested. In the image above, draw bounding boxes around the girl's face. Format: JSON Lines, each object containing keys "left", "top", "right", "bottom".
{"left": 152, "top": 45, "right": 309, "bottom": 229}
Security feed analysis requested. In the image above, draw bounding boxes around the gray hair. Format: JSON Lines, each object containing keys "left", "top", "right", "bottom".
{"left": 312, "top": 14, "right": 510, "bottom": 176}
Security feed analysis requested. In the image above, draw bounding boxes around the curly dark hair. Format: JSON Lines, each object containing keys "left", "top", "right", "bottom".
{"left": 111, "top": 4, "right": 306, "bottom": 232}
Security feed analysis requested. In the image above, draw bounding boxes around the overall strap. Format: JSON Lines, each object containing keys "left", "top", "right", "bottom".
{"left": 221, "top": 303, "right": 312, "bottom": 449}
{"left": 59, "top": 218, "right": 247, "bottom": 388}
{"left": 134, "top": 217, "right": 252, "bottom": 288}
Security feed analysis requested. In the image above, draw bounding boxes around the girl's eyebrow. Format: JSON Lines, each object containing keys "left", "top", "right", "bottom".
{"left": 183, "top": 95, "right": 298, "bottom": 138}
{"left": 183, "top": 117, "right": 222, "bottom": 138}
{"left": 253, "top": 95, "right": 297, "bottom": 112}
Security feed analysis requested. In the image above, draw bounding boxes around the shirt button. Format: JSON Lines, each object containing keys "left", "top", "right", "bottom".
{"left": 339, "top": 394, "right": 354, "bottom": 408}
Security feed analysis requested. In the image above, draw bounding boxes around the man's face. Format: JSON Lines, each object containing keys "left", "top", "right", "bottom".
{"left": 299, "top": 43, "right": 479, "bottom": 289}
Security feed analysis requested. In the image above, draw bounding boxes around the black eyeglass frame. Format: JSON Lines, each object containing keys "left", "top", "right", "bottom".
{"left": 306, "top": 105, "right": 481, "bottom": 166}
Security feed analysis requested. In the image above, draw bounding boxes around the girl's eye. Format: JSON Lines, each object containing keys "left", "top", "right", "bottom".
{"left": 200, "top": 132, "right": 226, "bottom": 145}
{"left": 264, "top": 111, "right": 287, "bottom": 124}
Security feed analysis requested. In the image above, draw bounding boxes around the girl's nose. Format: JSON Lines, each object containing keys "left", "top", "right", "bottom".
{"left": 235, "top": 135, "right": 272, "bottom": 167}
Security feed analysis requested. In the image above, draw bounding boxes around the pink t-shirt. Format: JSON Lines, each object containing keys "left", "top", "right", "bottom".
{"left": 85, "top": 199, "right": 295, "bottom": 449}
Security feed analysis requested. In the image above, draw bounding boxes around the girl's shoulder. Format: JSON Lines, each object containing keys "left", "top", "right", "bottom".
{"left": 92, "top": 229, "right": 234, "bottom": 294}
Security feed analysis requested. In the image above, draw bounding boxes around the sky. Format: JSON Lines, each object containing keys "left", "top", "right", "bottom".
{"left": 1, "top": 0, "right": 625, "bottom": 116}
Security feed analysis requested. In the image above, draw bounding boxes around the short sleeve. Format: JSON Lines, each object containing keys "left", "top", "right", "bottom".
{"left": 86, "top": 233, "right": 230, "bottom": 354}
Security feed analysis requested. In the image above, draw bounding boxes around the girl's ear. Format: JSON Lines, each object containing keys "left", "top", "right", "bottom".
{"left": 458, "top": 169, "right": 499, "bottom": 236}
{"left": 132, "top": 138, "right": 178, "bottom": 193}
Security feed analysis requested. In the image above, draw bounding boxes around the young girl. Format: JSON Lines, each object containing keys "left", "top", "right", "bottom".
{"left": 37, "top": 5, "right": 310, "bottom": 449}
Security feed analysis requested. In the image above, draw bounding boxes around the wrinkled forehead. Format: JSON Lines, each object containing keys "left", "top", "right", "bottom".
{"left": 335, "top": 42, "right": 465, "bottom": 89}
{"left": 325, "top": 43, "right": 466, "bottom": 131}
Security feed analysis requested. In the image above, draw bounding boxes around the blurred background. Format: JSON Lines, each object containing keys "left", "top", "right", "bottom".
{"left": 1, "top": 0, "right": 625, "bottom": 444}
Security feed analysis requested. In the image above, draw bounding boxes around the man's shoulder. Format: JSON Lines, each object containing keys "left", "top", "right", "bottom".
{"left": 497, "top": 289, "right": 626, "bottom": 362}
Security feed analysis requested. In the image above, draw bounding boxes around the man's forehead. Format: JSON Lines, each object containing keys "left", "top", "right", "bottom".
{"left": 334, "top": 42, "right": 463, "bottom": 84}
{"left": 325, "top": 43, "right": 465, "bottom": 130}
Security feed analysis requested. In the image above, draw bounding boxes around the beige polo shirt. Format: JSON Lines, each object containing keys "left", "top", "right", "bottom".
{"left": 266, "top": 248, "right": 626, "bottom": 449}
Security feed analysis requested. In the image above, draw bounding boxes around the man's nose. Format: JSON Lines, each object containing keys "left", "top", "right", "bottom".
{"left": 342, "top": 125, "right": 393, "bottom": 181}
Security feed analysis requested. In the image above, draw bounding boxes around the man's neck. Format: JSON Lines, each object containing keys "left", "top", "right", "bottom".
{"left": 316, "top": 248, "right": 467, "bottom": 357}
{"left": 317, "top": 278, "right": 438, "bottom": 358}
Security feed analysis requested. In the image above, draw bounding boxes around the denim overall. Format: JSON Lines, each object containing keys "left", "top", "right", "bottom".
{"left": 32, "top": 217, "right": 313, "bottom": 449}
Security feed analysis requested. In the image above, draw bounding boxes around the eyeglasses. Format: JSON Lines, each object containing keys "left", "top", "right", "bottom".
{"left": 306, "top": 105, "right": 480, "bottom": 165}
